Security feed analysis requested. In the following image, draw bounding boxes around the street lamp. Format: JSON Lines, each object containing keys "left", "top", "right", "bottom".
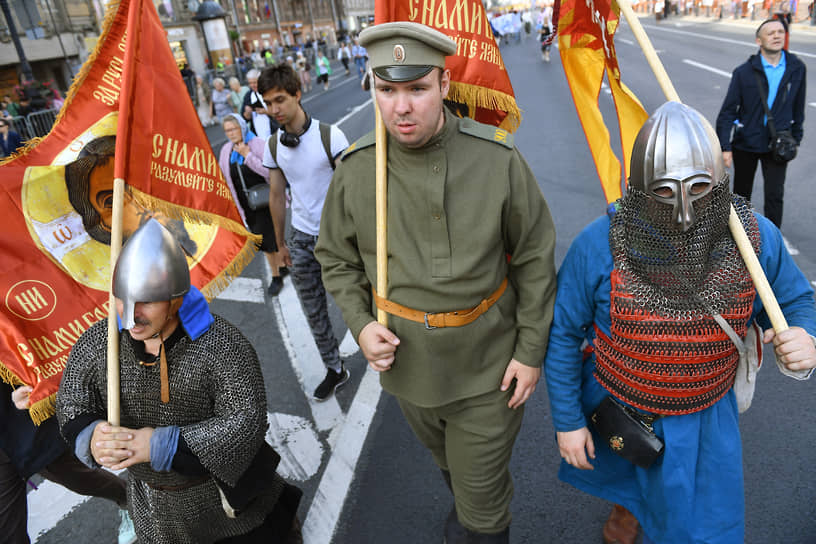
{"left": 193, "top": 1, "right": 235, "bottom": 72}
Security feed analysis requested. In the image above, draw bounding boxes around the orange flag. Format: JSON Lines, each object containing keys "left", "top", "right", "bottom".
{"left": 375, "top": 0, "right": 521, "bottom": 132}
{"left": 0, "top": 0, "right": 257, "bottom": 423}
{"left": 556, "top": 0, "right": 649, "bottom": 203}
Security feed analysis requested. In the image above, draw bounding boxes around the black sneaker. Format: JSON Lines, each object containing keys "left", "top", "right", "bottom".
{"left": 268, "top": 276, "right": 283, "bottom": 297}
{"left": 313, "top": 367, "right": 350, "bottom": 401}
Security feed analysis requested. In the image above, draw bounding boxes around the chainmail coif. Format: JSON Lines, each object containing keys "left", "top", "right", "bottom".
{"left": 593, "top": 184, "right": 761, "bottom": 415}
{"left": 609, "top": 181, "right": 759, "bottom": 320}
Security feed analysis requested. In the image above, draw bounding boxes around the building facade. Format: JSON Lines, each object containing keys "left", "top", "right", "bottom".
{"left": 0, "top": 0, "right": 375, "bottom": 98}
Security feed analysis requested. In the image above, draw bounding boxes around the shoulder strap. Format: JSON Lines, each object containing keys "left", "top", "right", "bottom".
{"left": 339, "top": 130, "right": 376, "bottom": 161}
{"left": 752, "top": 70, "right": 778, "bottom": 138}
{"left": 319, "top": 122, "right": 336, "bottom": 170}
{"left": 458, "top": 117, "right": 514, "bottom": 149}
{"left": 267, "top": 130, "right": 278, "bottom": 164}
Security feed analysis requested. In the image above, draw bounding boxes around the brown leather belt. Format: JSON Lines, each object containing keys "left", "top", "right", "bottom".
{"left": 373, "top": 278, "right": 508, "bottom": 330}
{"left": 146, "top": 475, "right": 210, "bottom": 492}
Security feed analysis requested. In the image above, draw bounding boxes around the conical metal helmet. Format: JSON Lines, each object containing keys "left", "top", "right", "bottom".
{"left": 112, "top": 218, "right": 190, "bottom": 329}
{"left": 628, "top": 102, "right": 726, "bottom": 231}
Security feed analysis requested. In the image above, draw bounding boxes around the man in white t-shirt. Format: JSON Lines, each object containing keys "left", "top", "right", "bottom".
{"left": 258, "top": 64, "right": 351, "bottom": 401}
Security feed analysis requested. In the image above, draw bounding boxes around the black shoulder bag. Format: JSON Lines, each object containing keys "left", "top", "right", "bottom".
{"left": 753, "top": 70, "right": 798, "bottom": 163}
{"left": 590, "top": 396, "right": 665, "bottom": 469}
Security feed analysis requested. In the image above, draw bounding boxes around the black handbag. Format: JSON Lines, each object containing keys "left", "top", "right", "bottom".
{"left": 770, "top": 130, "right": 798, "bottom": 163}
{"left": 590, "top": 396, "right": 664, "bottom": 469}
{"left": 235, "top": 159, "right": 270, "bottom": 210}
{"left": 752, "top": 70, "right": 798, "bottom": 163}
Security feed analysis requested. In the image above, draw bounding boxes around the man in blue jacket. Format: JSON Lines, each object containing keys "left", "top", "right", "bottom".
{"left": 716, "top": 18, "right": 806, "bottom": 228}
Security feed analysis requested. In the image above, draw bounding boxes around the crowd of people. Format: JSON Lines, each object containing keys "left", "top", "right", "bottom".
{"left": 0, "top": 83, "right": 65, "bottom": 158}
{"left": 1, "top": 14, "right": 814, "bottom": 544}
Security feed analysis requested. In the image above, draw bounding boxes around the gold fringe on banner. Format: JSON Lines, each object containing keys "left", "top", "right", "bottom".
{"left": 0, "top": 1, "right": 123, "bottom": 166}
{"left": 128, "top": 189, "right": 262, "bottom": 240}
{"left": 29, "top": 394, "right": 57, "bottom": 425}
{"left": 198, "top": 236, "right": 260, "bottom": 301}
{"left": 447, "top": 80, "right": 522, "bottom": 133}
{"left": 0, "top": 362, "right": 24, "bottom": 387}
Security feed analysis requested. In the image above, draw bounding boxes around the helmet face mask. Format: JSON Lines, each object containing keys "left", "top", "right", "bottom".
{"left": 628, "top": 102, "right": 726, "bottom": 232}
{"left": 646, "top": 173, "right": 715, "bottom": 232}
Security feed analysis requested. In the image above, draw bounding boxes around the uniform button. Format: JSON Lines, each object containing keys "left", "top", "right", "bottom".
{"left": 432, "top": 213, "right": 441, "bottom": 220}
{"left": 432, "top": 165, "right": 440, "bottom": 173}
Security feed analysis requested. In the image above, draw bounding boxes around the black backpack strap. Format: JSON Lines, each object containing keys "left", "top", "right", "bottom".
{"left": 319, "top": 122, "right": 339, "bottom": 170}
{"left": 267, "top": 130, "right": 279, "bottom": 165}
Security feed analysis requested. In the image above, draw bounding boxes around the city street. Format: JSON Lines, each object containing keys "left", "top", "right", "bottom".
{"left": 27, "top": 15, "right": 816, "bottom": 544}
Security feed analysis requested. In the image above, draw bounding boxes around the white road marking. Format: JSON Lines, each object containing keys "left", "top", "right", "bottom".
{"left": 266, "top": 412, "right": 323, "bottom": 481}
{"left": 638, "top": 24, "right": 816, "bottom": 59}
{"left": 270, "top": 279, "right": 343, "bottom": 432}
{"left": 215, "top": 276, "right": 266, "bottom": 303}
{"left": 28, "top": 479, "right": 90, "bottom": 542}
{"left": 682, "top": 59, "right": 731, "bottom": 78}
{"left": 617, "top": 37, "right": 635, "bottom": 45}
{"left": 336, "top": 97, "right": 373, "bottom": 127}
{"left": 809, "top": 102, "right": 816, "bottom": 109}
{"left": 339, "top": 329, "right": 360, "bottom": 358}
{"left": 303, "top": 367, "right": 382, "bottom": 543}
{"left": 302, "top": 73, "right": 362, "bottom": 105}
{"left": 782, "top": 236, "right": 800, "bottom": 256}
{"left": 811, "top": 280, "right": 816, "bottom": 289}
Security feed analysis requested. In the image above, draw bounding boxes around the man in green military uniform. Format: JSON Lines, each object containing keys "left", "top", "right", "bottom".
{"left": 315, "top": 22, "right": 556, "bottom": 543}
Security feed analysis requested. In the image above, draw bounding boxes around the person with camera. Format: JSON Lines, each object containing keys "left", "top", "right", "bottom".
{"left": 257, "top": 64, "right": 351, "bottom": 401}
{"left": 218, "top": 113, "right": 286, "bottom": 296}
{"left": 715, "top": 18, "right": 806, "bottom": 229}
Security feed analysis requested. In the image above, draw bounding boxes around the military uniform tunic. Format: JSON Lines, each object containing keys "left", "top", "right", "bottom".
{"left": 315, "top": 110, "right": 557, "bottom": 407}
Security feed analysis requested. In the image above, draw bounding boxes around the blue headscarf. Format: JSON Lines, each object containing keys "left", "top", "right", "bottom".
{"left": 225, "top": 113, "right": 257, "bottom": 165}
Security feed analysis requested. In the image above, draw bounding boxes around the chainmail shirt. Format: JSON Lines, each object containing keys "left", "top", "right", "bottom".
{"left": 56, "top": 316, "right": 283, "bottom": 543}
{"left": 594, "top": 186, "right": 761, "bottom": 414}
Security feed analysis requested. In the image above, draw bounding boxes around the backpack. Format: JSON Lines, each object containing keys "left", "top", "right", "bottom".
{"left": 268, "top": 121, "right": 338, "bottom": 171}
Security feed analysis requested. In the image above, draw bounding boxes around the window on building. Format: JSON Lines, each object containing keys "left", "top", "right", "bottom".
{"left": 10, "top": 1, "right": 44, "bottom": 37}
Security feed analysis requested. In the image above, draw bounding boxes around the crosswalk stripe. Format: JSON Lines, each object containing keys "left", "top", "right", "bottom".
{"left": 215, "top": 277, "right": 266, "bottom": 303}
{"left": 27, "top": 478, "right": 89, "bottom": 542}
{"left": 269, "top": 276, "right": 343, "bottom": 432}
{"left": 303, "top": 367, "right": 382, "bottom": 542}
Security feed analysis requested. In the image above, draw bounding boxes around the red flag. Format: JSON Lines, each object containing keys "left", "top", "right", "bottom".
{"left": 0, "top": 0, "right": 257, "bottom": 423}
{"left": 556, "top": 0, "right": 649, "bottom": 203}
{"left": 375, "top": 0, "right": 521, "bottom": 132}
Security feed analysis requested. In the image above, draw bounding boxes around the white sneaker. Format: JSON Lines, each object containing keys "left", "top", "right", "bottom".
{"left": 118, "top": 509, "right": 137, "bottom": 544}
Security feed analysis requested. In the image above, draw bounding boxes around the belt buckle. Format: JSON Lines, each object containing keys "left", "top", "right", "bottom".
{"left": 424, "top": 313, "right": 437, "bottom": 330}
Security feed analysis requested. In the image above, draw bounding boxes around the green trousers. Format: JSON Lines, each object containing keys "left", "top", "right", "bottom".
{"left": 397, "top": 387, "right": 524, "bottom": 533}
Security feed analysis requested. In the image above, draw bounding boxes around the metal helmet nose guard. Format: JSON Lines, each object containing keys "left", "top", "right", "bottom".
{"left": 112, "top": 218, "right": 191, "bottom": 329}
{"left": 628, "top": 102, "right": 726, "bottom": 231}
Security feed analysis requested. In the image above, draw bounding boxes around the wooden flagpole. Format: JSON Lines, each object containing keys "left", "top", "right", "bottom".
{"left": 106, "top": 179, "right": 124, "bottom": 426}
{"left": 370, "top": 73, "right": 389, "bottom": 327}
{"left": 107, "top": 0, "right": 141, "bottom": 425}
{"left": 616, "top": 0, "right": 788, "bottom": 333}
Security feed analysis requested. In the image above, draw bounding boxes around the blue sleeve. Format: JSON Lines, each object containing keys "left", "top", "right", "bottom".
{"left": 75, "top": 420, "right": 105, "bottom": 468}
{"left": 544, "top": 217, "right": 612, "bottom": 432}
{"left": 752, "top": 214, "right": 816, "bottom": 335}
{"left": 150, "top": 426, "right": 181, "bottom": 472}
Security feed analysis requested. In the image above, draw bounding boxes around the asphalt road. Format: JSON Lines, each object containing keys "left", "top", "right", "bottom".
{"left": 29, "top": 15, "right": 816, "bottom": 544}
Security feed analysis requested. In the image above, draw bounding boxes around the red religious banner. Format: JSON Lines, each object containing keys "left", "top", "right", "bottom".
{"left": 556, "top": 0, "right": 649, "bottom": 203}
{"left": 375, "top": 0, "right": 522, "bottom": 131}
{"left": 0, "top": 0, "right": 257, "bottom": 423}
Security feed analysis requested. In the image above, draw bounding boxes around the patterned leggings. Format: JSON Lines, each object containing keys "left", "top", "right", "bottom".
{"left": 287, "top": 229, "right": 342, "bottom": 373}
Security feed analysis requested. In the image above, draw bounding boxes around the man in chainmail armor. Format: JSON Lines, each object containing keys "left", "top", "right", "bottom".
{"left": 543, "top": 102, "right": 816, "bottom": 544}
{"left": 56, "top": 219, "right": 302, "bottom": 544}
